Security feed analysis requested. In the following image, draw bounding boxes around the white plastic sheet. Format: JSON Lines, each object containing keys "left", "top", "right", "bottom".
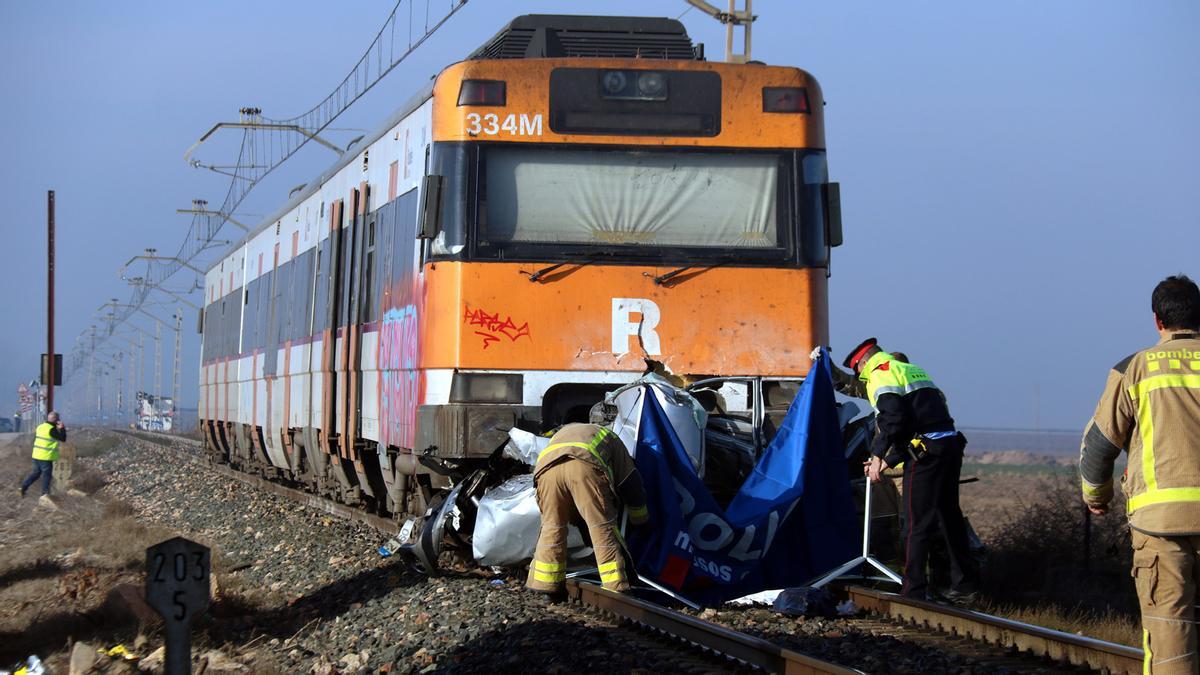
{"left": 727, "top": 589, "right": 783, "bottom": 606}
{"left": 471, "top": 474, "right": 585, "bottom": 567}
{"left": 474, "top": 382, "right": 705, "bottom": 566}
{"left": 503, "top": 428, "right": 550, "bottom": 466}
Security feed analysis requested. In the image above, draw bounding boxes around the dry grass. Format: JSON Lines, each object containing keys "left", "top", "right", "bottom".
{"left": 70, "top": 431, "right": 123, "bottom": 458}
{"left": 972, "top": 469, "right": 1140, "bottom": 646}
{"left": 72, "top": 467, "right": 109, "bottom": 494}
{"left": 982, "top": 602, "right": 1140, "bottom": 646}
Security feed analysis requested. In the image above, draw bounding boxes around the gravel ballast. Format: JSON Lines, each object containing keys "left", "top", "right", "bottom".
{"left": 84, "top": 433, "right": 1100, "bottom": 674}
{"left": 92, "top": 436, "right": 739, "bottom": 673}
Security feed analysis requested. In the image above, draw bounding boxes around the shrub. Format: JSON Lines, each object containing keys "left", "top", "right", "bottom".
{"left": 982, "top": 470, "right": 1135, "bottom": 617}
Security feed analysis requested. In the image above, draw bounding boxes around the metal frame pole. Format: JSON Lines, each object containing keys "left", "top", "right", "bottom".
{"left": 173, "top": 308, "right": 182, "bottom": 425}
{"left": 47, "top": 190, "right": 55, "bottom": 412}
{"left": 155, "top": 321, "right": 163, "bottom": 397}
{"left": 808, "top": 479, "right": 903, "bottom": 588}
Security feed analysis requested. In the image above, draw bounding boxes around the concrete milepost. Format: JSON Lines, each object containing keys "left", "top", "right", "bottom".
{"left": 145, "top": 537, "right": 211, "bottom": 674}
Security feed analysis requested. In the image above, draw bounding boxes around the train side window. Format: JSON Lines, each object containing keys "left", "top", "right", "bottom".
{"left": 313, "top": 240, "right": 328, "bottom": 333}
{"left": 241, "top": 278, "right": 256, "bottom": 350}
{"left": 258, "top": 269, "right": 273, "bottom": 351}
{"left": 339, "top": 221, "right": 355, "bottom": 330}
{"left": 377, "top": 202, "right": 395, "bottom": 310}
{"left": 392, "top": 188, "right": 420, "bottom": 302}
{"left": 364, "top": 216, "right": 377, "bottom": 323}
{"left": 296, "top": 249, "right": 315, "bottom": 340}
{"left": 798, "top": 151, "right": 830, "bottom": 267}
{"left": 219, "top": 299, "right": 228, "bottom": 358}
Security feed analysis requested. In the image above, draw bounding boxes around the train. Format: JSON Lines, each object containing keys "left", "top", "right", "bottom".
{"left": 198, "top": 14, "right": 846, "bottom": 565}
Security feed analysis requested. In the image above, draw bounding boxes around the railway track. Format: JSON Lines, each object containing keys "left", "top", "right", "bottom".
{"left": 566, "top": 579, "right": 859, "bottom": 674}
{"left": 115, "top": 429, "right": 1141, "bottom": 674}
{"left": 833, "top": 586, "right": 1141, "bottom": 674}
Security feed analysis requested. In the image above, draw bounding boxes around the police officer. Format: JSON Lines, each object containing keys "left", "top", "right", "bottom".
{"left": 1080, "top": 275, "right": 1200, "bottom": 675}
{"left": 813, "top": 346, "right": 909, "bottom": 399}
{"left": 844, "top": 339, "right": 979, "bottom": 602}
{"left": 527, "top": 423, "right": 648, "bottom": 597}
{"left": 20, "top": 411, "right": 67, "bottom": 498}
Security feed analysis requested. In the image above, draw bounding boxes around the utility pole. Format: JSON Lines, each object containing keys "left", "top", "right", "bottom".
{"left": 129, "top": 337, "right": 137, "bottom": 423}
{"left": 154, "top": 321, "right": 163, "bottom": 397}
{"left": 47, "top": 190, "right": 55, "bottom": 412}
{"left": 137, "top": 332, "right": 144, "bottom": 396}
{"left": 173, "top": 307, "right": 182, "bottom": 421}
{"left": 116, "top": 352, "right": 124, "bottom": 415}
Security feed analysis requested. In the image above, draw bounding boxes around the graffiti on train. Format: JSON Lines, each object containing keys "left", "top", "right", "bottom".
{"left": 379, "top": 304, "right": 423, "bottom": 449}
{"left": 463, "top": 304, "right": 531, "bottom": 350}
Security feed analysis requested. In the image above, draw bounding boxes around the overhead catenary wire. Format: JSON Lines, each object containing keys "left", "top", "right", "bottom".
{"left": 61, "top": 0, "right": 469, "bottom": 420}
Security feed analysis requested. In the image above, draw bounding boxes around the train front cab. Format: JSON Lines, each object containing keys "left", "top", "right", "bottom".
{"left": 408, "top": 54, "right": 842, "bottom": 485}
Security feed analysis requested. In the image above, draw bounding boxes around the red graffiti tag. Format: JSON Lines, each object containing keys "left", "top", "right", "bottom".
{"left": 464, "top": 305, "right": 531, "bottom": 349}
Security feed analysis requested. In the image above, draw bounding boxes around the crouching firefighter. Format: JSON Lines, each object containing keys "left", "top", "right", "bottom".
{"left": 526, "top": 424, "right": 649, "bottom": 596}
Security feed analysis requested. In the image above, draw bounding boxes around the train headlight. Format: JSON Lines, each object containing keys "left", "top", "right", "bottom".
{"left": 637, "top": 71, "right": 667, "bottom": 98}
{"left": 449, "top": 372, "right": 523, "bottom": 404}
{"left": 601, "top": 71, "right": 628, "bottom": 96}
{"left": 599, "top": 70, "right": 668, "bottom": 101}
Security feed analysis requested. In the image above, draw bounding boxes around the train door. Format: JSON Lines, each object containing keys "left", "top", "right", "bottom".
{"left": 344, "top": 183, "right": 385, "bottom": 502}
{"left": 334, "top": 188, "right": 359, "bottom": 462}
{"left": 318, "top": 199, "right": 356, "bottom": 493}
{"left": 261, "top": 241, "right": 290, "bottom": 469}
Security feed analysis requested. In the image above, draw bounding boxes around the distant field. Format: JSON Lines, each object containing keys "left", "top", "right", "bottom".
{"left": 962, "top": 463, "right": 1072, "bottom": 477}
{"left": 959, "top": 428, "right": 1080, "bottom": 457}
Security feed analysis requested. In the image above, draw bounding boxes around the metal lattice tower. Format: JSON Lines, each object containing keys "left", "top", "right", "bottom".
{"left": 60, "top": 0, "right": 469, "bottom": 419}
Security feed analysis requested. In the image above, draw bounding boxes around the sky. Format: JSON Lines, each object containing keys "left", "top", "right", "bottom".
{"left": 1, "top": 1, "right": 1196, "bottom": 430}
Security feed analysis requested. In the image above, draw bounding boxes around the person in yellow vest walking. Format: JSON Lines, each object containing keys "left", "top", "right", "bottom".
{"left": 21, "top": 411, "right": 67, "bottom": 499}
{"left": 1080, "top": 274, "right": 1200, "bottom": 675}
{"left": 527, "top": 423, "right": 648, "bottom": 598}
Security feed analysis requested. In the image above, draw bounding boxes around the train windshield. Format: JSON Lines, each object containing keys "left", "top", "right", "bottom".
{"left": 481, "top": 147, "right": 780, "bottom": 249}
{"left": 429, "top": 143, "right": 829, "bottom": 266}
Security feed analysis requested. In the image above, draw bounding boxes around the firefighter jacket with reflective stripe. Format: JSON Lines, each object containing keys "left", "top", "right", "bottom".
{"left": 32, "top": 422, "right": 64, "bottom": 461}
{"left": 535, "top": 423, "right": 649, "bottom": 524}
{"left": 860, "top": 351, "right": 956, "bottom": 468}
{"left": 1080, "top": 332, "right": 1200, "bottom": 535}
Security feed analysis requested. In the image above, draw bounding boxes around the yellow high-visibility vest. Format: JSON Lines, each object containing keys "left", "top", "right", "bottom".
{"left": 32, "top": 422, "right": 59, "bottom": 461}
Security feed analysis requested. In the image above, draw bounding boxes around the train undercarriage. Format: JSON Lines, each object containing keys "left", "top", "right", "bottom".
{"left": 200, "top": 375, "right": 902, "bottom": 574}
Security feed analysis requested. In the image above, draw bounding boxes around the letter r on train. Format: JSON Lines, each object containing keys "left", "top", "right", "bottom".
{"left": 612, "top": 298, "right": 662, "bottom": 355}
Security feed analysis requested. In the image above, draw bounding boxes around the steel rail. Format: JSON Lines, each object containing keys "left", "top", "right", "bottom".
{"left": 117, "top": 429, "right": 856, "bottom": 673}
{"left": 837, "top": 585, "right": 1142, "bottom": 674}
{"left": 117, "top": 430, "right": 1140, "bottom": 673}
{"left": 565, "top": 580, "right": 862, "bottom": 675}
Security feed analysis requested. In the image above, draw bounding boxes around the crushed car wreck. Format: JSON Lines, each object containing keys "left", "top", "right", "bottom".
{"left": 388, "top": 353, "right": 900, "bottom": 607}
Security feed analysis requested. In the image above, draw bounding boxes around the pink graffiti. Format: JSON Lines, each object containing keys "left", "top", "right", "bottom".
{"left": 379, "top": 304, "right": 422, "bottom": 449}
{"left": 464, "top": 305, "right": 531, "bottom": 349}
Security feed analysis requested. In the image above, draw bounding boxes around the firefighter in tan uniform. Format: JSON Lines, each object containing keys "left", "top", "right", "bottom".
{"left": 1080, "top": 275, "right": 1200, "bottom": 674}
{"left": 526, "top": 424, "right": 649, "bottom": 595}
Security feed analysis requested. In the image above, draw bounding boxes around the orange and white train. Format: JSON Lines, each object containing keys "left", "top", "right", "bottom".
{"left": 198, "top": 14, "right": 842, "bottom": 522}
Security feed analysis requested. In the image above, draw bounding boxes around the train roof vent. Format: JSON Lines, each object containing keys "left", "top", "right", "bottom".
{"left": 469, "top": 15, "right": 703, "bottom": 61}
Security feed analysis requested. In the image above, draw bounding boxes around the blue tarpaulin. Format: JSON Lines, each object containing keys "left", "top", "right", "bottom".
{"left": 625, "top": 351, "right": 858, "bottom": 606}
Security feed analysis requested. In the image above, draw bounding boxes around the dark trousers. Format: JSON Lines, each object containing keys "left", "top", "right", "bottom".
{"left": 900, "top": 438, "right": 978, "bottom": 599}
{"left": 21, "top": 459, "right": 54, "bottom": 496}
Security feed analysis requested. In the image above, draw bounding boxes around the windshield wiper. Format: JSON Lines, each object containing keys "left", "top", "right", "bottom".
{"left": 523, "top": 251, "right": 610, "bottom": 283}
{"left": 653, "top": 259, "right": 733, "bottom": 286}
